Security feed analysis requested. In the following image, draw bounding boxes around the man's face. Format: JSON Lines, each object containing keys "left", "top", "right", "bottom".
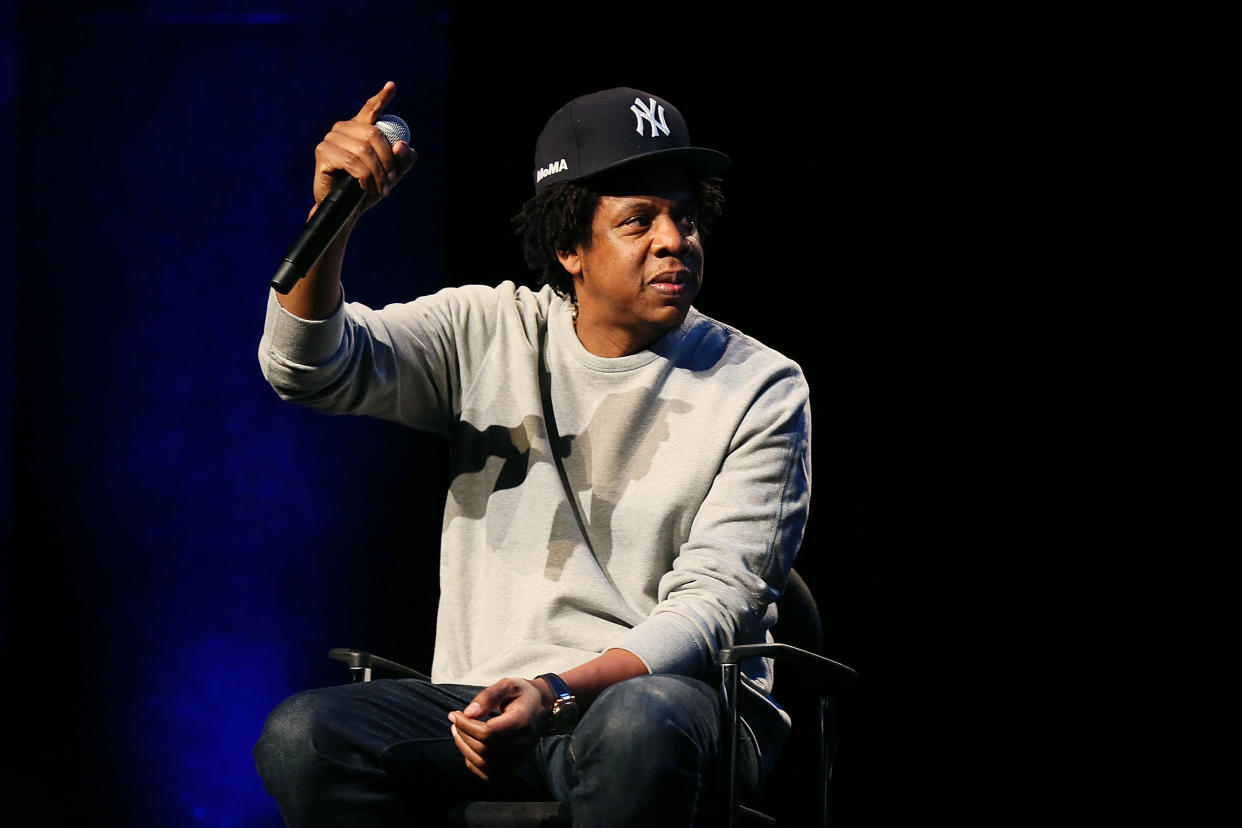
{"left": 558, "top": 163, "right": 704, "bottom": 357}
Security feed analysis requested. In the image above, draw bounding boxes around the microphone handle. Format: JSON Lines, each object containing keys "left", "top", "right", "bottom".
{"left": 271, "top": 170, "right": 367, "bottom": 294}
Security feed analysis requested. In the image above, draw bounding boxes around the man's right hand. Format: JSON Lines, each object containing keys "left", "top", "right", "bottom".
{"left": 312, "top": 80, "right": 417, "bottom": 214}
{"left": 277, "top": 81, "right": 418, "bottom": 320}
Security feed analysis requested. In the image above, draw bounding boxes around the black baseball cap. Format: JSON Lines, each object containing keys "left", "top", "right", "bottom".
{"left": 532, "top": 87, "right": 731, "bottom": 192}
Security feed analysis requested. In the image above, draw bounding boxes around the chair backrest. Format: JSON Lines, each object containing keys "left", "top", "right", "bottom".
{"left": 775, "top": 569, "right": 824, "bottom": 656}
{"left": 760, "top": 568, "right": 837, "bottom": 827}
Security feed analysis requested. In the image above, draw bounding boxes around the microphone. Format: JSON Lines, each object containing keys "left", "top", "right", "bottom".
{"left": 271, "top": 114, "right": 411, "bottom": 294}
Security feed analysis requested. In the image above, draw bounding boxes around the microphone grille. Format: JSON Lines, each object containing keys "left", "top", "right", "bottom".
{"left": 376, "top": 114, "right": 411, "bottom": 146}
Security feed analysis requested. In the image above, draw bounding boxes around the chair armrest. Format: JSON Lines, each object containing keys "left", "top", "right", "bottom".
{"left": 717, "top": 643, "right": 857, "bottom": 694}
{"left": 328, "top": 648, "right": 431, "bottom": 681}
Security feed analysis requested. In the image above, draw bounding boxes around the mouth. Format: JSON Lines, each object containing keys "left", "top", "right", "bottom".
{"left": 648, "top": 269, "right": 697, "bottom": 296}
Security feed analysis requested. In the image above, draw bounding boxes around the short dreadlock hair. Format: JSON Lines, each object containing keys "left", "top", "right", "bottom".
{"left": 511, "top": 174, "right": 725, "bottom": 301}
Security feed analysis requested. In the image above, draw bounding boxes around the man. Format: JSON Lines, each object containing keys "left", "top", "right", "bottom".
{"left": 254, "top": 82, "right": 812, "bottom": 827}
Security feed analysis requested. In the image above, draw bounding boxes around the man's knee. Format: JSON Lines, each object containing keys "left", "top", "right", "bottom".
{"left": 253, "top": 688, "right": 339, "bottom": 787}
{"left": 562, "top": 676, "right": 727, "bottom": 823}
{"left": 579, "top": 674, "right": 722, "bottom": 756}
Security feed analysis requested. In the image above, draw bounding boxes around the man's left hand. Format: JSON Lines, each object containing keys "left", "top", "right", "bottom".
{"left": 448, "top": 677, "right": 550, "bottom": 781}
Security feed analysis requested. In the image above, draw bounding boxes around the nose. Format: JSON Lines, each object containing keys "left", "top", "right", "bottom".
{"left": 651, "top": 214, "right": 688, "bottom": 257}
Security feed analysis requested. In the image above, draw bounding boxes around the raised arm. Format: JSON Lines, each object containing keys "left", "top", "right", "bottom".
{"left": 277, "top": 81, "right": 417, "bottom": 320}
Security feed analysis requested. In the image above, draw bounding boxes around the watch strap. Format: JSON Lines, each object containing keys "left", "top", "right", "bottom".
{"left": 536, "top": 672, "right": 573, "bottom": 702}
{"left": 535, "top": 672, "right": 578, "bottom": 734}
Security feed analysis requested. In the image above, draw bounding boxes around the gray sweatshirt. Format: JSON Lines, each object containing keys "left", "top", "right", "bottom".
{"left": 259, "top": 281, "right": 812, "bottom": 764}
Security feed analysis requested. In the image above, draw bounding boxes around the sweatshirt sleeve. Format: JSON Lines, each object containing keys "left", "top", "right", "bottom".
{"left": 611, "top": 362, "right": 812, "bottom": 682}
{"left": 257, "top": 286, "right": 473, "bottom": 436}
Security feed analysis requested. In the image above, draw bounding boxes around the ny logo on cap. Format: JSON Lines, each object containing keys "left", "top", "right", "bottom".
{"left": 630, "top": 97, "right": 671, "bottom": 138}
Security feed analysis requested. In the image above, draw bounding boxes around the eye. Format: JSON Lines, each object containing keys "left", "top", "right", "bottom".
{"left": 624, "top": 214, "right": 653, "bottom": 228}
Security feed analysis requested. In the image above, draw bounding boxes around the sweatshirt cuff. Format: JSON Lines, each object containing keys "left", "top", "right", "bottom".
{"left": 264, "top": 288, "right": 347, "bottom": 365}
{"left": 610, "top": 614, "right": 709, "bottom": 678}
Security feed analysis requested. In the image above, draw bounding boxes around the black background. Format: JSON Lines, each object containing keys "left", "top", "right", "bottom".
{"left": 3, "top": 1, "right": 1203, "bottom": 824}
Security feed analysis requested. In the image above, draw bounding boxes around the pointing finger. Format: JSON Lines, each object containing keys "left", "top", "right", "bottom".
{"left": 356, "top": 80, "right": 397, "bottom": 124}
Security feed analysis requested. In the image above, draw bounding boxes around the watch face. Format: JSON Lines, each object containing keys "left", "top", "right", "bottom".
{"left": 551, "top": 697, "right": 579, "bottom": 734}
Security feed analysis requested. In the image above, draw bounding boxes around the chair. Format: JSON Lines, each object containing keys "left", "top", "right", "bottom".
{"left": 329, "top": 568, "right": 857, "bottom": 827}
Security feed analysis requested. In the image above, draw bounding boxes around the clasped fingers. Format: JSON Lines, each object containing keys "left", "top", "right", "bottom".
{"left": 449, "top": 713, "right": 535, "bottom": 780}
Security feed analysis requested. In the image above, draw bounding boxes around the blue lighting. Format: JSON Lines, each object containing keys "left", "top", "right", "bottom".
{"left": 7, "top": 5, "right": 450, "bottom": 824}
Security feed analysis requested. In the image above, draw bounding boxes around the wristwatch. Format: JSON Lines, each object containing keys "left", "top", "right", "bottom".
{"left": 535, "top": 673, "right": 579, "bottom": 735}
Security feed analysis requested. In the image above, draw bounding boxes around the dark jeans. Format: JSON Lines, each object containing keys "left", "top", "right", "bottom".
{"left": 253, "top": 674, "right": 759, "bottom": 827}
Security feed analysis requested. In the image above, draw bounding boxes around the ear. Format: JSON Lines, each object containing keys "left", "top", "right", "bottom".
{"left": 556, "top": 248, "right": 584, "bottom": 277}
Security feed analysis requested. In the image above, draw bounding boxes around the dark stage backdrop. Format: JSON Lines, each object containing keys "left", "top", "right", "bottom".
{"left": 2, "top": 1, "right": 1077, "bottom": 824}
{"left": 6, "top": 3, "right": 453, "bottom": 825}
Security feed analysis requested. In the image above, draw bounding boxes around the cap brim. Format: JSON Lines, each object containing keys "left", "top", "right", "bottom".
{"left": 577, "top": 146, "right": 732, "bottom": 185}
